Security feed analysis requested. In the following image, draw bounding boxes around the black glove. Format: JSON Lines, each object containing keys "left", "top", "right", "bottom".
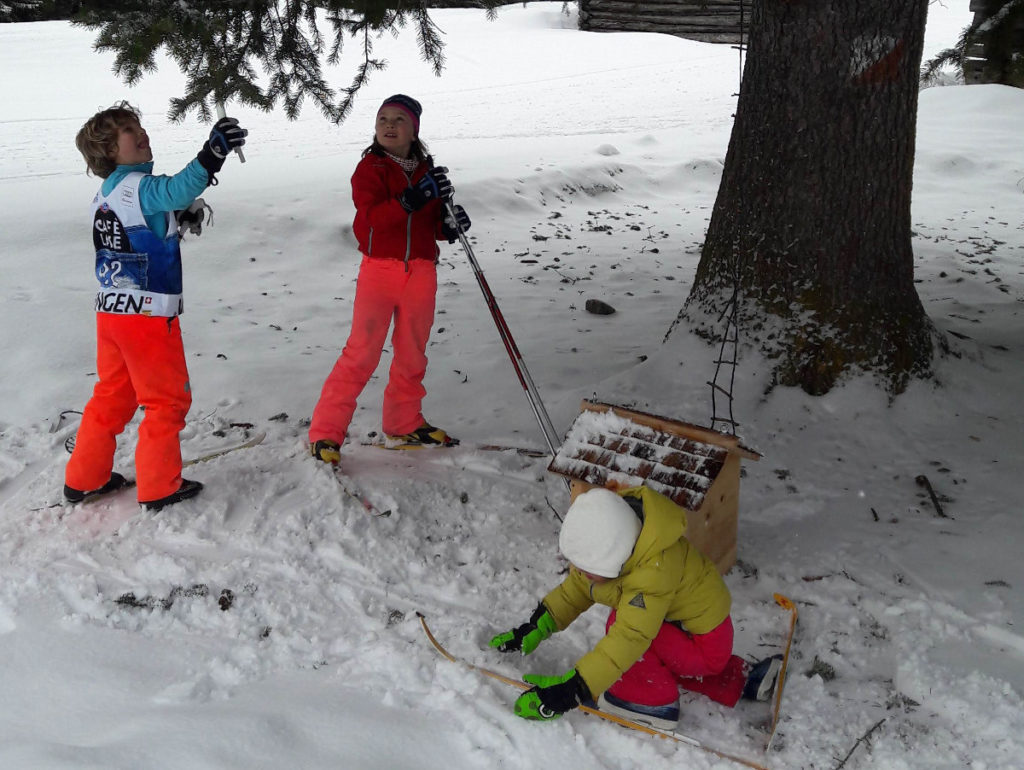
{"left": 175, "top": 198, "right": 212, "bottom": 239}
{"left": 488, "top": 603, "right": 556, "bottom": 655}
{"left": 440, "top": 204, "right": 471, "bottom": 243}
{"left": 514, "top": 669, "right": 591, "bottom": 720}
{"left": 399, "top": 166, "right": 453, "bottom": 212}
{"left": 197, "top": 117, "right": 248, "bottom": 178}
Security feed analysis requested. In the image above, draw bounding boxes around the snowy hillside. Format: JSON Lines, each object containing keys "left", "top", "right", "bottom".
{"left": 2, "top": 3, "right": 1023, "bottom": 769}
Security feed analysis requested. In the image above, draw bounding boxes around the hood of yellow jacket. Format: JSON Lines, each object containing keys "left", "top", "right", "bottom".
{"left": 616, "top": 486, "right": 687, "bottom": 573}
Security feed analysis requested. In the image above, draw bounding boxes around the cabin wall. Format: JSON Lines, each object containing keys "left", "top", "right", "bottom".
{"left": 578, "top": 0, "right": 754, "bottom": 44}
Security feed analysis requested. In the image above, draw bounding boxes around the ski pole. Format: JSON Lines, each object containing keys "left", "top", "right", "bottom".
{"left": 443, "top": 198, "right": 561, "bottom": 458}
{"left": 215, "top": 101, "right": 246, "bottom": 163}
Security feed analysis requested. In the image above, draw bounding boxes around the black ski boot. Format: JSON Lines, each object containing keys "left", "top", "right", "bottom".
{"left": 310, "top": 439, "right": 341, "bottom": 464}
{"left": 64, "top": 472, "right": 131, "bottom": 504}
{"left": 141, "top": 479, "right": 204, "bottom": 512}
{"left": 742, "top": 654, "right": 784, "bottom": 701}
{"left": 384, "top": 423, "right": 459, "bottom": 449}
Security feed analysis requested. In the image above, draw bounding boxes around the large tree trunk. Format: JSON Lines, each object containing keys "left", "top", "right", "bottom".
{"left": 680, "top": 0, "right": 938, "bottom": 395}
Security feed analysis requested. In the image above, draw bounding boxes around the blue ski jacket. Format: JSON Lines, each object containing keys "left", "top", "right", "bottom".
{"left": 100, "top": 160, "right": 209, "bottom": 238}
{"left": 90, "top": 159, "right": 209, "bottom": 317}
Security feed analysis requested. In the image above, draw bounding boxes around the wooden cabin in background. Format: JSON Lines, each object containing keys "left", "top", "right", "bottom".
{"left": 963, "top": 0, "right": 1024, "bottom": 87}
{"left": 577, "top": 0, "right": 753, "bottom": 44}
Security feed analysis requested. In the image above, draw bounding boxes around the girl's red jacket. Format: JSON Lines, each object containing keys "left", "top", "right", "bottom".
{"left": 351, "top": 151, "right": 445, "bottom": 263}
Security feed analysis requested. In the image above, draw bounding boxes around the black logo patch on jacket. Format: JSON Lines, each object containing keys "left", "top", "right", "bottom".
{"left": 94, "top": 205, "right": 132, "bottom": 253}
{"left": 628, "top": 592, "right": 646, "bottom": 610}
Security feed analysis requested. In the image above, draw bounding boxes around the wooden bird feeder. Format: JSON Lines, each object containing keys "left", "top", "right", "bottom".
{"left": 548, "top": 400, "right": 762, "bottom": 574}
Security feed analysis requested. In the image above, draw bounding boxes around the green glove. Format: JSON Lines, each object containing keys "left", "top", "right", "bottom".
{"left": 514, "top": 669, "right": 590, "bottom": 721}
{"left": 489, "top": 603, "right": 557, "bottom": 655}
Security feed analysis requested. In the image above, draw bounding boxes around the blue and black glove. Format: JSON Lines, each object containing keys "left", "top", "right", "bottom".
{"left": 440, "top": 204, "right": 471, "bottom": 242}
{"left": 399, "top": 166, "right": 453, "bottom": 212}
{"left": 513, "top": 669, "right": 591, "bottom": 721}
{"left": 197, "top": 117, "right": 248, "bottom": 180}
{"left": 489, "top": 603, "right": 556, "bottom": 655}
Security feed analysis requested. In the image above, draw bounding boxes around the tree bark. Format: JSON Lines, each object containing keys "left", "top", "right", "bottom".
{"left": 680, "top": 0, "right": 938, "bottom": 395}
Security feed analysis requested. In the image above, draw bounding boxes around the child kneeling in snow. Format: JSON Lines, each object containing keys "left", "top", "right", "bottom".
{"left": 490, "top": 487, "right": 781, "bottom": 730}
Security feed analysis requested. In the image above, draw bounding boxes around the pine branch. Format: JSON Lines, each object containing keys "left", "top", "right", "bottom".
{"left": 414, "top": 6, "right": 446, "bottom": 76}
{"left": 71, "top": 0, "right": 472, "bottom": 124}
{"left": 920, "top": 25, "right": 970, "bottom": 85}
{"left": 336, "top": 26, "right": 387, "bottom": 125}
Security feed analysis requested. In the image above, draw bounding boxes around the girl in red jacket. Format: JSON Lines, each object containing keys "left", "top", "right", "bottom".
{"left": 309, "top": 95, "right": 471, "bottom": 463}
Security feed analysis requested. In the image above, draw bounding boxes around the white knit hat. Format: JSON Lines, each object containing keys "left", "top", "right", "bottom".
{"left": 559, "top": 488, "right": 642, "bottom": 578}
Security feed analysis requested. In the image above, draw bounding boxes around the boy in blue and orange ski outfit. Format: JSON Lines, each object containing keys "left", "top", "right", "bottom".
{"left": 308, "top": 94, "right": 471, "bottom": 462}
{"left": 64, "top": 102, "right": 247, "bottom": 510}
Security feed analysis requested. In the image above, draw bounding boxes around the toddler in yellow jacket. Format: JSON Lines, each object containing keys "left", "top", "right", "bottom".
{"left": 490, "top": 486, "right": 782, "bottom": 730}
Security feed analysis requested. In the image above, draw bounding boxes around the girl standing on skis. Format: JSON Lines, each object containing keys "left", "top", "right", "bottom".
{"left": 489, "top": 487, "right": 782, "bottom": 730}
{"left": 309, "top": 94, "right": 471, "bottom": 464}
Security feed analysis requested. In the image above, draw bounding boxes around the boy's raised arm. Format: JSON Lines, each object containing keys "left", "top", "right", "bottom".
{"left": 140, "top": 117, "right": 248, "bottom": 215}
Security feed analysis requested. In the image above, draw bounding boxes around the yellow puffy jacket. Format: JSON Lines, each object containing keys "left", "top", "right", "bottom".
{"left": 541, "top": 486, "right": 731, "bottom": 698}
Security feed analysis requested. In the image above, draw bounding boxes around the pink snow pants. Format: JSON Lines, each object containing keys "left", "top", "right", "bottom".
{"left": 605, "top": 610, "right": 747, "bottom": 708}
{"left": 310, "top": 256, "right": 437, "bottom": 444}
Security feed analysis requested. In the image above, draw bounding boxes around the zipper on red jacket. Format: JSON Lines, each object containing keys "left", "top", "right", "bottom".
{"left": 404, "top": 212, "right": 412, "bottom": 271}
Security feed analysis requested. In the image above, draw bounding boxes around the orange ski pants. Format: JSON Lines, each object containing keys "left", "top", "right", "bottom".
{"left": 65, "top": 313, "right": 191, "bottom": 502}
{"left": 310, "top": 256, "right": 437, "bottom": 444}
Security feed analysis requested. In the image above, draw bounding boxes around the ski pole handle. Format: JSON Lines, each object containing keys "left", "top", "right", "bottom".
{"left": 215, "top": 101, "right": 246, "bottom": 164}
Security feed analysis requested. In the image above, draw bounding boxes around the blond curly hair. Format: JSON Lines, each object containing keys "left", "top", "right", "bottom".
{"left": 75, "top": 101, "right": 143, "bottom": 178}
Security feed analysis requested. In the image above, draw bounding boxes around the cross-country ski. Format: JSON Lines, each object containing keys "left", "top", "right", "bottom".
{"left": 419, "top": 613, "right": 770, "bottom": 770}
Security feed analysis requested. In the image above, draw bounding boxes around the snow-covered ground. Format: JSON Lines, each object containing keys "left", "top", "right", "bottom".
{"left": 3, "top": 3, "right": 1023, "bottom": 768}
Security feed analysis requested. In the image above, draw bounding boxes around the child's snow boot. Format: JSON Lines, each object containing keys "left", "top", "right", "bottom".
{"left": 742, "top": 654, "right": 784, "bottom": 702}
{"left": 141, "top": 479, "right": 203, "bottom": 512}
{"left": 310, "top": 439, "right": 342, "bottom": 464}
{"left": 384, "top": 423, "right": 459, "bottom": 449}
{"left": 63, "top": 471, "right": 130, "bottom": 503}
{"left": 597, "top": 691, "right": 680, "bottom": 731}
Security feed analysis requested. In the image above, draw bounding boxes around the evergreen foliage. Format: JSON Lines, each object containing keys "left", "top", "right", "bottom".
{"left": 71, "top": 1, "right": 503, "bottom": 123}
{"left": 922, "top": 0, "right": 1024, "bottom": 87}
{"left": 1, "top": 0, "right": 80, "bottom": 22}
{"left": 920, "top": 24, "right": 971, "bottom": 85}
